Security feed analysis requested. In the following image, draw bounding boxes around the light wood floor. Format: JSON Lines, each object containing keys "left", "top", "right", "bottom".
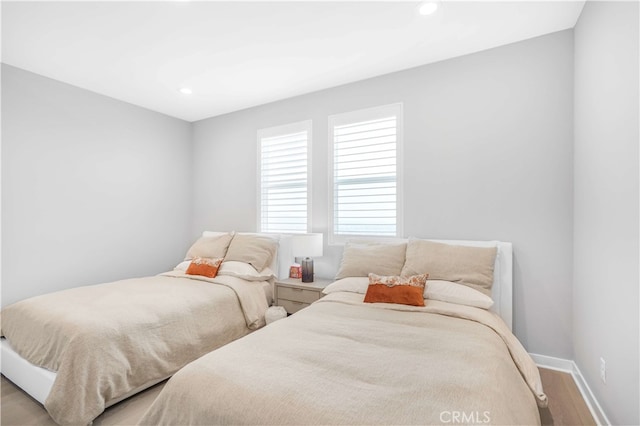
{"left": 1, "top": 368, "right": 595, "bottom": 425}
{"left": 538, "top": 368, "right": 596, "bottom": 426}
{"left": 0, "top": 377, "right": 167, "bottom": 426}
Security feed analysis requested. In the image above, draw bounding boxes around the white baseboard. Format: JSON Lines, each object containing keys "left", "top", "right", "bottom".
{"left": 529, "top": 353, "right": 610, "bottom": 426}
{"left": 529, "top": 353, "right": 574, "bottom": 372}
{"left": 571, "top": 362, "right": 611, "bottom": 426}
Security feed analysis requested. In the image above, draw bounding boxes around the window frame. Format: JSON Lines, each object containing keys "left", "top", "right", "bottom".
{"left": 257, "top": 120, "right": 312, "bottom": 234}
{"left": 328, "top": 103, "right": 404, "bottom": 245}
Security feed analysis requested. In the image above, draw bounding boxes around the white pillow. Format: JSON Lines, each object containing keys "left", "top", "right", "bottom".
{"left": 174, "top": 260, "right": 191, "bottom": 272}
{"left": 175, "top": 260, "right": 275, "bottom": 281}
{"left": 425, "top": 280, "right": 494, "bottom": 309}
{"left": 218, "top": 261, "right": 276, "bottom": 282}
{"left": 323, "top": 277, "right": 369, "bottom": 295}
{"left": 323, "top": 277, "right": 493, "bottom": 310}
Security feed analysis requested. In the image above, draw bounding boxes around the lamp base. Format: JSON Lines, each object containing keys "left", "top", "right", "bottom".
{"left": 301, "top": 258, "right": 314, "bottom": 283}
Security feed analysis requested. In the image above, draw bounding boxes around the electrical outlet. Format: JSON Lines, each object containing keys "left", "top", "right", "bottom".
{"left": 600, "top": 357, "right": 606, "bottom": 383}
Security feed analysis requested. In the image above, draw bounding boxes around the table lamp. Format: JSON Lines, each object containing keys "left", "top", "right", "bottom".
{"left": 291, "top": 233, "right": 323, "bottom": 283}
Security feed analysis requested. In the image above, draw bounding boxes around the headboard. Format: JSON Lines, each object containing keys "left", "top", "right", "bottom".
{"left": 263, "top": 234, "right": 512, "bottom": 330}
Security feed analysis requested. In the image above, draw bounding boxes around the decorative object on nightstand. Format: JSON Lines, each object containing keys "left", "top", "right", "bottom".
{"left": 275, "top": 277, "right": 333, "bottom": 314}
{"left": 291, "top": 233, "right": 323, "bottom": 283}
{"left": 289, "top": 264, "right": 302, "bottom": 279}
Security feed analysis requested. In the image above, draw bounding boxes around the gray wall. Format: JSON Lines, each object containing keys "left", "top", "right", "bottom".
{"left": 573, "top": 2, "right": 639, "bottom": 425}
{"left": 1, "top": 64, "right": 193, "bottom": 307}
{"left": 192, "top": 31, "right": 575, "bottom": 358}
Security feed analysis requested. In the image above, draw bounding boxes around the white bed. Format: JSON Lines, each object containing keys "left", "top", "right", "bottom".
{"left": 0, "top": 233, "right": 295, "bottom": 405}
{"left": 0, "top": 232, "right": 294, "bottom": 425}
{"left": 1, "top": 340, "right": 166, "bottom": 408}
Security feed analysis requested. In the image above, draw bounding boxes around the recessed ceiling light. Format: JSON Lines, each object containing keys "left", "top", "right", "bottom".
{"left": 418, "top": 2, "right": 439, "bottom": 16}
{"left": 179, "top": 87, "right": 192, "bottom": 95}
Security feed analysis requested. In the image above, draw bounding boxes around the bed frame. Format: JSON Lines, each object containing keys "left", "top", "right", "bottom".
{"left": 1, "top": 339, "right": 167, "bottom": 408}
{"left": 0, "top": 238, "right": 512, "bottom": 410}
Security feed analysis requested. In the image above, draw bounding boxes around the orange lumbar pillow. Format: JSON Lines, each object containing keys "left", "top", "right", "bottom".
{"left": 364, "top": 273, "right": 429, "bottom": 307}
{"left": 186, "top": 257, "right": 224, "bottom": 278}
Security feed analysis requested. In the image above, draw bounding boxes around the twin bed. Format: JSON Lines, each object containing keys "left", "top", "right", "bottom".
{"left": 0, "top": 232, "right": 283, "bottom": 425}
{"left": 1, "top": 235, "right": 546, "bottom": 426}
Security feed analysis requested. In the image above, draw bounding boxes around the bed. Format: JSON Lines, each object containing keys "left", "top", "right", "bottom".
{"left": 138, "top": 239, "right": 547, "bottom": 425}
{"left": 0, "top": 231, "right": 289, "bottom": 425}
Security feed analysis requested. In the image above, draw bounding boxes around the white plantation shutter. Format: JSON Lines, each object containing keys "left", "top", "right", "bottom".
{"left": 329, "top": 104, "right": 402, "bottom": 243}
{"left": 258, "top": 121, "right": 311, "bottom": 233}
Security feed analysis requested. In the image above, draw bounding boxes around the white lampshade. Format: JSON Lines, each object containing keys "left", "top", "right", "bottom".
{"left": 291, "top": 233, "right": 323, "bottom": 258}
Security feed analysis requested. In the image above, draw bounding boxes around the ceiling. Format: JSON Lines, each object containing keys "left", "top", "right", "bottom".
{"left": 2, "top": 1, "right": 584, "bottom": 122}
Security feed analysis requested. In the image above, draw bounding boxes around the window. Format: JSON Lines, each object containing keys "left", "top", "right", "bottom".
{"left": 328, "top": 104, "right": 403, "bottom": 244}
{"left": 258, "top": 120, "right": 311, "bottom": 234}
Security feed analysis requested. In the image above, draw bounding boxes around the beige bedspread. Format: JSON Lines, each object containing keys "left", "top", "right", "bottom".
{"left": 139, "top": 292, "right": 546, "bottom": 425}
{"left": 0, "top": 272, "right": 271, "bottom": 425}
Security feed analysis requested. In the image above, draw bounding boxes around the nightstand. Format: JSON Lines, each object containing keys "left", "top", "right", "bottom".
{"left": 275, "top": 278, "right": 333, "bottom": 314}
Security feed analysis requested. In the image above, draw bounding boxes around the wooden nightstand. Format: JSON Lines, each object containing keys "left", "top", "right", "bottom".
{"left": 275, "top": 278, "right": 333, "bottom": 314}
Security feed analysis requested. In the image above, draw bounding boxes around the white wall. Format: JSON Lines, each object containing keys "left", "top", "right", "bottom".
{"left": 192, "top": 31, "right": 575, "bottom": 358}
{"left": 573, "top": 2, "right": 639, "bottom": 425}
{"left": 1, "top": 64, "right": 193, "bottom": 307}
